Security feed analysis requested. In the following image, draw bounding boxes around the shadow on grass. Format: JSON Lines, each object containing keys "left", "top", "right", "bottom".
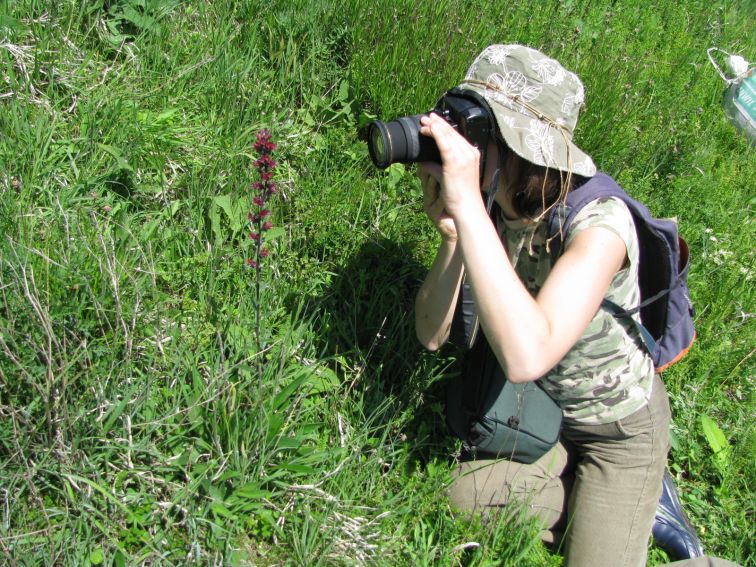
{"left": 291, "top": 236, "right": 459, "bottom": 462}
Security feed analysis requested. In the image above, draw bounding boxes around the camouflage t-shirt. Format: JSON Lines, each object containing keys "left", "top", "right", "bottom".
{"left": 498, "top": 197, "right": 655, "bottom": 425}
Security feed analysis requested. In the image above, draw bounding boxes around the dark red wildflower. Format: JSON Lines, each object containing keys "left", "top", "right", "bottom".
{"left": 248, "top": 128, "right": 281, "bottom": 369}
{"left": 254, "top": 155, "right": 277, "bottom": 171}
{"left": 247, "top": 129, "right": 277, "bottom": 271}
{"left": 253, "top": 129, "right": 277, "bottom": 153}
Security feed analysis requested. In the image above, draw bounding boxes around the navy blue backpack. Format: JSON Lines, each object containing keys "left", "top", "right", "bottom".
{"left": 547, "top": 172, "right": 696, "bottom": 371}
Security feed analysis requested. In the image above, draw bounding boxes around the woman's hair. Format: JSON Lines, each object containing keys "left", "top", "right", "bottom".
{"left": 502, "top": 144, "right": 586, "bottom": 220}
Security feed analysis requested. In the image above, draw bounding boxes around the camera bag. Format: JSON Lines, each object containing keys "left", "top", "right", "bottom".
{"left": 446, "top": 295, "right": 563, "bottom": 463}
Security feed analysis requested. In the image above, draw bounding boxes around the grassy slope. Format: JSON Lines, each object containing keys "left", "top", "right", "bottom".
{"left": 0, "top": 0, "right": 753, "bottom": 565}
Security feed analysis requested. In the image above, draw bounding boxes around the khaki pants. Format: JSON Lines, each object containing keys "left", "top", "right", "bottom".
{"left": 449, "top": 374, "right": 671, "bottom": 567}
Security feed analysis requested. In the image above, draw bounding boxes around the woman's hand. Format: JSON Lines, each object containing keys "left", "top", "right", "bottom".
{"left": 418, "top": 164, "right": 457, "bottom": 241}
{"left": 418, "top": 112, "right": 485, "bottom": 220}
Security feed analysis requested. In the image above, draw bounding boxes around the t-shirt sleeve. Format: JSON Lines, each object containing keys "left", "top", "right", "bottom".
{"left": 564, "top": 196, "right": 636, "bottom": 258}
{"left": 562, "top": 195, "right": 641, "bottom": 312}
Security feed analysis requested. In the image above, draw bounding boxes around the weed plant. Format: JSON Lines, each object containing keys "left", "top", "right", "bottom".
{"left": 0, "top": 0, "right": 753, "bottom": 565}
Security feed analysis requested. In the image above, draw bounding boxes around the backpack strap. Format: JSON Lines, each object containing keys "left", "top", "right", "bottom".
{"left": 547, "top": 172, "right": 628, "bottom": 259}
{"left": 599, "top": 298, "right": 658, "bottom": 356}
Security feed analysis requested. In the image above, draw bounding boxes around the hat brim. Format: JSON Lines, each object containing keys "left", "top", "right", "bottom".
{"left": 462, "top": 83, "right": 597, "bottom": 178}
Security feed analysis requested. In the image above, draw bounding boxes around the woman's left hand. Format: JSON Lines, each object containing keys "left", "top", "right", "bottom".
{"left": 418, "top": 113, "right": 485, "bottom": 219}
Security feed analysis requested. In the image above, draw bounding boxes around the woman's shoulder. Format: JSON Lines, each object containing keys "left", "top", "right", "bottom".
{"left": 565, "top": 196, "right": 636, "bottom": 251}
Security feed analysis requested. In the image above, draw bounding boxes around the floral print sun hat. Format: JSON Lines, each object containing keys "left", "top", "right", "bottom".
{"left": 460, "top": 44, "right": 597, "bottom": 177}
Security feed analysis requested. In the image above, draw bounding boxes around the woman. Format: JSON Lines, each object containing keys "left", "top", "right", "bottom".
{"left": 415, "top": 44, "right": 677, "bottom": 567}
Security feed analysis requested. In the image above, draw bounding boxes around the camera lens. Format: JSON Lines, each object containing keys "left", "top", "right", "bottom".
{"left": 367, "top": 115, "right": 439, "bottom": 168}
{"left": 369, "top": 123, "right": 390, "bottom": 168}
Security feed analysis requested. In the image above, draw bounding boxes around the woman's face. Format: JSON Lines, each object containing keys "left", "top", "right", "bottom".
{"left": 480, "top": 138, "right": 519, "bottom": 208}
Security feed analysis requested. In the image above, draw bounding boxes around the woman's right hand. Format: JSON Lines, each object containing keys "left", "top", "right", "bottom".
{"left": 418, "top": 164, "right": 457, "bottom": 242}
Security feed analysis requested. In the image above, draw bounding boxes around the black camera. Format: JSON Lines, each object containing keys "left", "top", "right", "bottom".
{"left": 366, "top": 88, "right": 494, "bottom": 176}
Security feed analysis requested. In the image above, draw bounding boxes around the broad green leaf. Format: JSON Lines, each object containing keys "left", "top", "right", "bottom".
{"left": 98, "top": 143, "right": 133, "bottom": 173}
{"left": 668, "top": 428, "right": 681, "bottom": 453}
{"left": 386, "top": 163, "right": 405, "bottom": 191}
{"left": 358, "top": 109, "right": 378, "bottom": 129}
{"left": 273, "top": 463, "right": 316, "bottom": 475}
{"left": 0, "top": 15, "right": 24, "bottom": 33}
{"left": 275, "top": 437, "right": 307, "bottom": 450}
{"left": 120, "top": 6, "right": 157, "bottom": 31}
{"left": 102, "top": 396, "right": 130, "bottom": 435}
{"left": 265, "top": 413, "right": 285, "bottom": 443}
{"left": 700, "top": 414, "right": 731, "bottom": 466}
{"left": 89, "top": 549, "right": 104, "bottom": 565}
{"left": 168, "top": 200, "right": 182, "bottom": 216}
{"left": 264, "top": 226, "right": 286, "bottom": 241}
{"left": 338, "top": 80, "right": 349, "bottom": 102}
{"left": 140, "top": 217, "right": 161, "bottom": 241}
{"left": 209, "top": 199, "right": 223, "bottom": 244}
{"left": 232, "top": 484, "right": 270, "bottom": 500}
{"left": 213, "top": 194, "right": 234, "bottom": 221}
{"left": 310, "top": 366, "right": 339, "bottom": 394}
{"left": 212, "top": 194, "right": 246, "bottom": 234}
{"left": 210, "top": 502, "right": 236, "bottom": 520}
{"left": 155, "top": 109, "right": 178, "bottom": 123}
{"left": 271, "top": 368, "right": 313, "bottom": 411}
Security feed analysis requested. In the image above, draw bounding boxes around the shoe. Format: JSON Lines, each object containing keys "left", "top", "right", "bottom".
{"left": 652, "top": 469, "right": 705, "bottom": 559}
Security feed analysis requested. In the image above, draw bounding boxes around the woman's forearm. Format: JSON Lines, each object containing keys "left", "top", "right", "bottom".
{"left": 415, "top": 239, "right": 465, "bottom": 350}
{"left": 452, "top": 201, "right": 625, "bottom": 382}
{"left": 452, "top": 204, "right": 552, "bottom": 380}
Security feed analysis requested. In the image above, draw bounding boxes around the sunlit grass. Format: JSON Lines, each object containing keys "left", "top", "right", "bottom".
{"left": 0, "top": 0, "right": 753, "bottom": 564}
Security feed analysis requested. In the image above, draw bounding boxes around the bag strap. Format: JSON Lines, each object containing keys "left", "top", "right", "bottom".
{"left": 600, "top": 298, "right": 658, "bottom": 355}
{"left": 458, "top": 145, "right": 507, "bottom": 350}
{"left": 547, "top": 173, "right": 628, "bottom": 255}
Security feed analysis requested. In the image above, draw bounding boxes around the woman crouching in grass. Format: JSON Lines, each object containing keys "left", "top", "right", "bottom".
{"left": 414, "top": 44, "right": 732, "bottom": 567}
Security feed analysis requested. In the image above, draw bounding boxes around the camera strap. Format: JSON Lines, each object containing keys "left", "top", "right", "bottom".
{"left": 483, "top": 143, "right": 506, "bottom": 216}
{"left": 457, "top": 143, "right": 509, "bottom": 350}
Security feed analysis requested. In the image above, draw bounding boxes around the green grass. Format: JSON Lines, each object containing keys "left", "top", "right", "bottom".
{"left": 0, "top": 0, "right": 753, "bottom": 565}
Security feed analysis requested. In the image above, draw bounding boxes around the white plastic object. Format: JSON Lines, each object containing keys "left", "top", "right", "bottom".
{"left": 727, "top": 54, "right": 749, "bottom": 77}
{"left": 708, "top": 47, "right": 755, "bottom": 144}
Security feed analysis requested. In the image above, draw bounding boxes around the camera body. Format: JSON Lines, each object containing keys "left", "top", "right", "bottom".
{"left": 367, "top": 88, "right": 494, "bottom": 176}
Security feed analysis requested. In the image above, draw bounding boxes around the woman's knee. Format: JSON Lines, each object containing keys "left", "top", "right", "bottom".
{"left": 448, "top": 444, "right": 571, "bottom": 513}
